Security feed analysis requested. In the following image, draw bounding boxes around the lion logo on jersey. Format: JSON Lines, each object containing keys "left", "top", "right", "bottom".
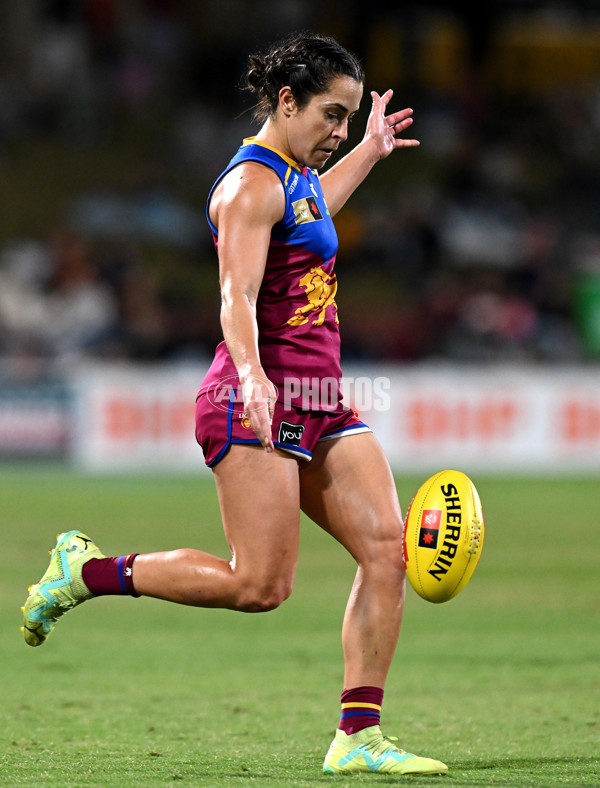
{"left": 287, "top": 266, "right": 338, "bottom": 327}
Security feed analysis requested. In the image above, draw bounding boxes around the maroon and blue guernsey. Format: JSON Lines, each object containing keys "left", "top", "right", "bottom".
{"left": 199, "top": 138, "right": 343, "bottom": 411}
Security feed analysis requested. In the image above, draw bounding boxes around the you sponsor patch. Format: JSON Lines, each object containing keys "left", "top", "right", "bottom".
{"left": 278, "top": 421, "right": 305, "bottom": 446}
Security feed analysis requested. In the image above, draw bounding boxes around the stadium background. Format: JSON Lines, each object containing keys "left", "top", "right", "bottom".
{"left": 1, "top": 0, "right": 600, "bottom": 472}
{"left": 2, "top": 9, "right": 598, "bottom": 785}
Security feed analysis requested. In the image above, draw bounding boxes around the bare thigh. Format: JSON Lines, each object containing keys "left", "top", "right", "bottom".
{"left": 212, "top": 444, "right": 302, "bottom": 607}
{"left": 298, "top": 431, "right": 404, "bottom": 563}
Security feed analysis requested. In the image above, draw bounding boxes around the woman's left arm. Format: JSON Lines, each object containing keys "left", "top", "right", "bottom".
{"left": 320, "top": 89, "right": 419, "bottom": 217}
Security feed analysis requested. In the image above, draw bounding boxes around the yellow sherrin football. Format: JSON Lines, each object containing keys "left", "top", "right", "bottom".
{"left": 403, "top": 470, "right": 484, "bottom": 603}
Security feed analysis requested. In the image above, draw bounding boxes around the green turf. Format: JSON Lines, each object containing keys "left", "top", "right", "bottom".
{"left": 1, "top": 469, "right": 598, "bottom": 786}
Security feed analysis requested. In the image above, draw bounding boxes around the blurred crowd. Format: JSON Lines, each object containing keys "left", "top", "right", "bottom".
{"left": 1, "top": 0, "right": 600, "bottom": 372}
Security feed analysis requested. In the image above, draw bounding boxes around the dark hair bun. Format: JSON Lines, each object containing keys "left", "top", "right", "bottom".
{"left": 246, "top": 54, "right": 267, "bottom": 92}
{"left": 244, "top": 32, "right": 363, "bottom": 124}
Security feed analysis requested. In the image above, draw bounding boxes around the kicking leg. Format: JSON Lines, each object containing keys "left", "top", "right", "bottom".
{"left": 131, "top": 446, "right": 301, "bottom": 610}
{"left": 22, "top": 446, "right": 301, "bottom": 646}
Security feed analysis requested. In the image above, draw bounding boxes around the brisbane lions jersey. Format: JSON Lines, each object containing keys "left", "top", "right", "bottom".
{"left": 200, "top": 138, "right": 344, "bottom": 411}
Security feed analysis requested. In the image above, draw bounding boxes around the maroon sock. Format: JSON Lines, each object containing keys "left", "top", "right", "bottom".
{"left": 82, "top": 554, "right": 140, "bottom": 597}
{"left": 339, "top": 686, "right": 384, "bottom": 734}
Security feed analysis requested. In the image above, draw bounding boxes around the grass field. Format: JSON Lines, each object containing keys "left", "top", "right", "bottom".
{"left": 1, "top": 469, "right": 598, "bottom": 787}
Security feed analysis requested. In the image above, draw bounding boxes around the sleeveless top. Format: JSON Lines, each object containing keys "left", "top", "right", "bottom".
{"left": 199, "top": 138, "right": 343, "bottom": 411}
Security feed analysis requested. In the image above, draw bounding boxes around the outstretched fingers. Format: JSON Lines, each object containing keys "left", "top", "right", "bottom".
{"left": 370, "top": 90, "right": 420, "bottom": 150}
{"left": 371, "top": 88, "right": 394, "bottom": 108}
{"left": 387, "top": 107, "right": 420, "bottom": 148}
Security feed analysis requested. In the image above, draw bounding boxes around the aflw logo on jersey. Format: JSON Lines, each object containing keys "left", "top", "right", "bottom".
{"left": 292, "top": 196, "right": 323, "bottom": 224}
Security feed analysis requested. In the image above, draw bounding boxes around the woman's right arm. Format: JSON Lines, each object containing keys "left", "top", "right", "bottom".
{"left": 211, "top": 162, "right": 285, "bottom": 451}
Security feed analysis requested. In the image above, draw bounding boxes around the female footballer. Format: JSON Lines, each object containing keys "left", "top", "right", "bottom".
{"left": 22, "top": 32, "right": 447, "bottom": 777}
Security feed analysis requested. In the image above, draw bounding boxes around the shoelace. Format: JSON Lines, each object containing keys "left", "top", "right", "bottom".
{"left": 366, "top": 734, "right": 408, "bottom": 758}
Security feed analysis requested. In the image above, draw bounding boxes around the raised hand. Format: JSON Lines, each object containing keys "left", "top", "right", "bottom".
{"left": 364, "top": 89, "right": 420, "bottom": 160}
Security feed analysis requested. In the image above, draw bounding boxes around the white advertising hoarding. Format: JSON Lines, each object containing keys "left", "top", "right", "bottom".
{"left": 71, "top": 363, "right": 600, "bottom": 473}
{"left": 347, "top": 365, "right": 600, "bottom": 473}
{"left": 72, "top": 364, "right": 208, "bottom": 471}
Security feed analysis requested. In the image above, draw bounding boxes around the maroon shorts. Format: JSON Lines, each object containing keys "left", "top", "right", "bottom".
{"left": 195, "top": 393, "right": 371, "bottom": 467}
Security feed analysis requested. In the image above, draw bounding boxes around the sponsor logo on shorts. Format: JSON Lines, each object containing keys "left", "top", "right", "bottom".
{"left": 418, "top": 509, "right": 441, "bottom": 549}
{"left": 278, "top": 421, "right": 305, "bottom": 446}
